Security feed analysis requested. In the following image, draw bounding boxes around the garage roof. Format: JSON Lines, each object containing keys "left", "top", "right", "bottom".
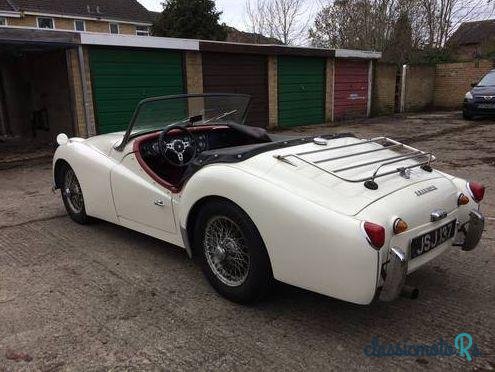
{"left": 0, "top": 27, "right": 79, "bottom": 46}
{"left": 79, "top": 33, "right": 382, "bottom": 59}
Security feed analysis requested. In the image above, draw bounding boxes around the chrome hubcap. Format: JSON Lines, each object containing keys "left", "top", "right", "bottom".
{"left": 63, "top": 169, "right": 83, "bottom": 213}
{"left": 204, "top": 216, "right": 250, "bottom": 287}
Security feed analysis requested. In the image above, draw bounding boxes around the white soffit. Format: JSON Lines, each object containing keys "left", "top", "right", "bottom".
{"left": 80, "top": 33, "right": 199, "bottom": 51}
{"left": 335, "top": 49, "right": 382, "bottom": 59}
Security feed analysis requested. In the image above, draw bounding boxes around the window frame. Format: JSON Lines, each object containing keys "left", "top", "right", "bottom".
{"left": 109, "top": 23, "right": 119, "bottom": 34}
{"left": 0, "top": 17, "right": 7, "bottom": 26}
{"left": 136, "top": 25, "right": 150, "bottom": 36}
{"left": 37, "top": 17, "right": 55, "bottom": 29}
{"left": 74, "top": 19, "right": 86, "bottom": 32}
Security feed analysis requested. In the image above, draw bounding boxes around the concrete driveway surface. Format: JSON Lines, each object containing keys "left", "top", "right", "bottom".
{"left": 0, "top": 112, "right": 493, "bottom": 371}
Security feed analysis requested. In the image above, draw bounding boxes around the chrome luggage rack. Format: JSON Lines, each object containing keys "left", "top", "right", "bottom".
{"left": 274, "top": 137, "right": 435, "bottom": 190}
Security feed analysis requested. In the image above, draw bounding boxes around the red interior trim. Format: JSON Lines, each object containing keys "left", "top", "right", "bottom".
{"left": 132, "top": 125, "right": 228, "bottom": 193}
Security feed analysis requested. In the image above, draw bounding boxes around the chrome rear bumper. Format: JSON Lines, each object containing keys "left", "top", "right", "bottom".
{"left": 380, "top": 209, "right": 484, "bottom": 302}
{"left": 453, "top": 210, "right": 485, "bottom": 251}
{"left": 379, "top": 247, "right": 408, "bottom": 302}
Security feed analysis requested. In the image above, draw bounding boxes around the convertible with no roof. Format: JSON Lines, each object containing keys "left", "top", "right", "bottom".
{"left": 53, "top": 94, "right": 485, "bottom": 304}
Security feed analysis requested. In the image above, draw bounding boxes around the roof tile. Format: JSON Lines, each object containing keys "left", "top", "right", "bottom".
{"left": 2, "top": 0, "right": 152, "bottom": 24}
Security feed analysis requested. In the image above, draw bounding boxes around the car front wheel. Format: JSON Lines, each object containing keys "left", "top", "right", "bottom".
{"left": 194, "top": 200, "right": 273, "bottom": 304}
{"left": 60, "top": 165, "right": 90, "bottom": 224}
{"left": 462, "top": 110, "right": 474, "bottom": 120}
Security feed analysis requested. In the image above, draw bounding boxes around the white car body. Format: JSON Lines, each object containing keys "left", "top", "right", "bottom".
{"left": 53, "top": 129, "right": 485, "bottom": 305}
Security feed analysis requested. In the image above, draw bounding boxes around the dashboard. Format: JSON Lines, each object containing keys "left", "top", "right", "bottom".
{"left": 134, "top": 126, "right": 270, "bottom": 189}
{"left": 139, "top": 127, "right": 260, "bottom": 160}
{"left": 140, "top": 132, "right": 209, "bottom": 158}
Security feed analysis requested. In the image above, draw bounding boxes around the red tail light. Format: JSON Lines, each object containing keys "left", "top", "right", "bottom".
{"left": 363, "top": 222, "right": 385, "bottom": 250}
{"left": 467, "top": 181, "right": 485, "bottom": 203}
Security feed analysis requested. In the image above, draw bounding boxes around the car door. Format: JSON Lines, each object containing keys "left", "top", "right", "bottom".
{"left": 110, "top": 152, "right": 176, "bottom": 234}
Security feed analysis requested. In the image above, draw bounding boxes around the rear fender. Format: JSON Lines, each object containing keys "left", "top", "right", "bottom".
{"left": 179, "top": 165, "right": 379, "bottom": 305}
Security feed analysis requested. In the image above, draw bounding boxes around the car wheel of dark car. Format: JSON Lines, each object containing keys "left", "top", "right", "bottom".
{"left": 194, "top": 199, "right": 273, "bottom": 304}
{"left": 462, "top": 111, "right": 474, "bottom": 120}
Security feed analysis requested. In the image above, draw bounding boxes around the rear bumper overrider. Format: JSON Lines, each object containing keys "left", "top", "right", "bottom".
{"left": 379, "top": 210, "right": 484, "bottom": 301}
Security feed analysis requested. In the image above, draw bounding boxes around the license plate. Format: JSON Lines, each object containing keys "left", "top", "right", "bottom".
{"left": 477, "top": 103, "right": 495, "bottom": 109}
{"left": 410, "top": 220, "right": 456, "bottom": 259}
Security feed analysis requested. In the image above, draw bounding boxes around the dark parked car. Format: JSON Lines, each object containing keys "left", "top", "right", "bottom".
{"left": 463, "top": 69, "right": 495, "bottom": 120}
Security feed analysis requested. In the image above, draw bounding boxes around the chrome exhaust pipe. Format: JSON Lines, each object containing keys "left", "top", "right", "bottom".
{"left": 400, "top": 285, "right": 419, "bottom": 299}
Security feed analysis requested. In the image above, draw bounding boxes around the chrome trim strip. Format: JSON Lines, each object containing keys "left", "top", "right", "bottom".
{"left": 314, "top": 144, "right": 403, "bottom": 164}
{"left": 294, "top": 137, "right": 387, "bottom": 156}
{"left": 333, "top": 151, "right": 421, "bottom": 173}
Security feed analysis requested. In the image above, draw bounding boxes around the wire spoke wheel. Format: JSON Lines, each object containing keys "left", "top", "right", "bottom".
{"left": 63, "top": 168, "right": 84, "bottom": 214}
{"left": 204, "top": 216, "right": 250, "bottom": 287}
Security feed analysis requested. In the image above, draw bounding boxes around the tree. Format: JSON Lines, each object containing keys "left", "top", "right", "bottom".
{"left": 309, "top": 0, "right": 488, "bottom": 54}
{"left": 418, "top": 0, "right": 487, "bottom": 49}
{"left": 309, "top": 0, "right": 398, "bottom": 51}
{"left": 245, "top": 0, "right": 309, "bottom": 45}
{"left": 152, "top": 0, "right": 227, "bottom": 41}
{"left": 383, "top": 12, "right": 413, "bottom": 64}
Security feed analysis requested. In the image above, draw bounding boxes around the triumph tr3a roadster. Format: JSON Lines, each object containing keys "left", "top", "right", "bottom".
{"left": 53, "top": 94, "right": 485, "bottom": 304}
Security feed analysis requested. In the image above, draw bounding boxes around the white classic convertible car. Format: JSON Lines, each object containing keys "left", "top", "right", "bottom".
{"left": 53, "top": 94, "right": 485, "bottom": 304}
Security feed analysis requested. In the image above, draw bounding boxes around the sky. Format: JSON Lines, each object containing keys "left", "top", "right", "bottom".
{"left": 138, "top": 0, "right": 494, "bottom": 36}
{"left": 137, "top": 0, "right": 320, "bottom": 32}
{"left": 139, "top": 0, "right": 249, "bottom": 30}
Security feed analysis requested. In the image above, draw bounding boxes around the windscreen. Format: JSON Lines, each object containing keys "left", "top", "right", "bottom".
{"left": 130, "top": 94, "right": 250, "bottom": 135}
{"left": 477, "top": 72, "right": 495, "bottom": 87}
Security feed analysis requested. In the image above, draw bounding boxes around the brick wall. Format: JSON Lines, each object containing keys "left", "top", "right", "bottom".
{"left": 404, "top": 65, "right": 434, "bottom": 111}
{"left": 372, "top": 63, "right": 396, "bottom": 115}
{"left": 433, "top": 59, "right": 494, "bottom": 108}
{"left": 267, "top": 56, "right": 278, "bottom": 129}
{"left": 325, "top": 58, "right": 334, "bottom": 122}
{"left": 66, "top": 48, "right": 96, "bottom": 137}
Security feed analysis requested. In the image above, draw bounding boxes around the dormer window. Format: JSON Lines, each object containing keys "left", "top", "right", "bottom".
{"left": 136, "top": 26, "right": 150, "bottom": 36}
{"left": 37, "top": 17, "right": 54, "bottom": 29}
{"left": 109, "top": 23, "right": 119, "bottom": 34}
{"left": 74, "top": 19, "right": 86, "bottom": 32}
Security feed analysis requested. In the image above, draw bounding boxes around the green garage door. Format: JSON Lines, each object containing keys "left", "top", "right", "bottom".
{"left": 278, "top": 56, "right": 325, "bottom": 127}
{"left": 90, "top": 48, "right": 184, "bottom": 134}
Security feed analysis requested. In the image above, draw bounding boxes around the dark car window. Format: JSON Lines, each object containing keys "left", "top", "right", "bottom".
{"left": 477, "top": 72, "right": 495, "bottom": 86}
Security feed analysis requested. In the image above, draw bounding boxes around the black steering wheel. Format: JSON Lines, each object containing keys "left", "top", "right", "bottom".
{"left": 158, "top": 125, "right": 197, "bottom": 167}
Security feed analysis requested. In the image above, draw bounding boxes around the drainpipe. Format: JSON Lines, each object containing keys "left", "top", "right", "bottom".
{"left": 367, "top": 59, "right": 373, "bottom": 117}
{"left": 400, "top": 64, "right": 407, "bottom": 113}
{"left": 77, "top": 46, "right": 95, "bottom": 137}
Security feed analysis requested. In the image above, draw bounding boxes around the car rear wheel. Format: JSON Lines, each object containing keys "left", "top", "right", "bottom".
{"left": 61, "top": 165, "right": 89, "bottom": 224}
{"left": 193, "top": 199, "right": 273, "bottom": 304}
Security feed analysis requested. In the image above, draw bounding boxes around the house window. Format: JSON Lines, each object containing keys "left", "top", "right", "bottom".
{"left": 37, "top": 17, "right": 54, "bottom": 29}
{"left": 109, "top": 23, "right": 119, "bottom": 34}
{"left": 0, "top": 17, "right": 7, "bottom": 26}
{"left": 74, "top": 19, "right": 85, "bottom": 32}
{"left": 136, "top": 26, "right": 150, "bottom": 36}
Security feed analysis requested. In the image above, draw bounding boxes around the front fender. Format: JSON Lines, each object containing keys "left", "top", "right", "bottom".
{"left": 53, "top": 142, "right": 119, "bottom": 224}
{"left": 179, "top": 164, "right": 379, "bottom": 305}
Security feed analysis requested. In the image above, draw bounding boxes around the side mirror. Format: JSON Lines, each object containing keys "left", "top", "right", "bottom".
{"left": 471, "top": 82, "right": 478, "bottom": 87}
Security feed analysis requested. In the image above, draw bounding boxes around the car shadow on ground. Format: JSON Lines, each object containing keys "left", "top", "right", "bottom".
{"left": 87, "top": 217, "right": 487, "bottom": 344}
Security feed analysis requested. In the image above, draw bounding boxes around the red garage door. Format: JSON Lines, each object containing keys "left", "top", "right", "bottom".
{"left": 334, "top": 60, "right": 369, "bottom": 121}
